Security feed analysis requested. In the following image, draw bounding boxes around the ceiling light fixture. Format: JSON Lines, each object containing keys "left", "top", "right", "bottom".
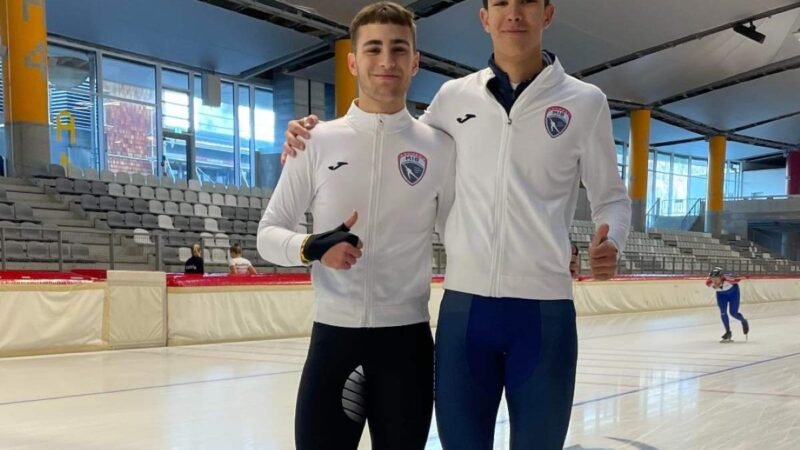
{"left": 733, "top": 21, "right": 766, "bottom": 44}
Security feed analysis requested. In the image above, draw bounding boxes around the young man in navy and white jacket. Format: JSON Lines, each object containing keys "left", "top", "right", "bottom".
{"left": 284, "top": 0, "right": 631, "bottom": 448}
{"left": 257, "top": 3, "right": 454, "bottom": 450}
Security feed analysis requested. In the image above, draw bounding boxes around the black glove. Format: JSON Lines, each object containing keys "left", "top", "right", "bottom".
{"left": 302, "top": 223, "right": 360, "bottom": 263}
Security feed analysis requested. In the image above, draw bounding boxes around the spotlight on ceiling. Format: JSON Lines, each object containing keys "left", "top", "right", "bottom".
{"left": 733, "top": 21, "right": 766, "bottom": 44}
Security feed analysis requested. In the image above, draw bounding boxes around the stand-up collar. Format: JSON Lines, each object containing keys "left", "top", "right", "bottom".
{"left": 345, "top": 100, "right": 414, "bottom": 134}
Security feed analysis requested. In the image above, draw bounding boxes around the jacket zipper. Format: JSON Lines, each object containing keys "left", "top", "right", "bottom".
{"left": 364, "top": 115, "right": 384, "bottom": 327}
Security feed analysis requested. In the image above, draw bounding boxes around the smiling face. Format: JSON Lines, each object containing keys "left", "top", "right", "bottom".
{"left": 348, "top": 22, "right": 419, "bottom": 113}
{"left": 480, "top": 0, "right": 554, "bottom": 61}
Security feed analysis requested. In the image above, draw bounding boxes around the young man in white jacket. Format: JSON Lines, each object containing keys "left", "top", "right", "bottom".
{"left": 257, "top": 3, "right": 455, "bottom": 450}
{"left": 283, "top": 0, "right": 631, "bottom": 448}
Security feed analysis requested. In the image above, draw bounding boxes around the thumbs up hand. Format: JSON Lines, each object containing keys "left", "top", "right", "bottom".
{"left": 589, "top": 223, "right": 618, "bottom": 281}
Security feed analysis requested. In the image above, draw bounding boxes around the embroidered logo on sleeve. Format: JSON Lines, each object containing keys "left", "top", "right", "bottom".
{"left": 398, "top": 152, "right": 427, "bottom": 186}
{"left": 545, "top": 106, "right": 572, "bottom": 138}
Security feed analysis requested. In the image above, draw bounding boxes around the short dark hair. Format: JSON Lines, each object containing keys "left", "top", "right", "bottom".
{"left": 350, "top": 1, "right": 416, "bottom": 50}
{"left": 230, "top": 243, "right": 242, "bottom": 256}
{"left": 482, "top": 0, "right": 550, "bottom": 7}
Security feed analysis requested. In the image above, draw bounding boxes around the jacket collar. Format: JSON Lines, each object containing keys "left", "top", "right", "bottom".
{"left": 345, "top": 100, "right": 414, "bottom": 134}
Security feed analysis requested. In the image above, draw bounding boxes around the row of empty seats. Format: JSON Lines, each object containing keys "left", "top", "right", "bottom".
{"left": 104, "top": 211, "right": 261, "bottom": 234}
{"left": 43, "top": 164, "right": 270, "bottom": 198}
{"left": 58, "top": 179, "right": 266, "bottom": 209}
{"left": 0, "top": 221, "right": 59, "bottom": 240}
{"left": 79, "top": 196, "right": 263, "bottom": 221}
{"left": 0, "top": 241, "right": 92, "bottom": 261}
{"left": 0, "top": 203, "right": 38, "bottom": 223}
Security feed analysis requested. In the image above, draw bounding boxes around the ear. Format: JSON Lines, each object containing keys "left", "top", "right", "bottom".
{"left": 347, "top": 52, "right": 357, "bottom": 77}
{"left": 411, "top": 51, "right": 420, "bottom": 76}
{"left": 479, "top": 7, "right": 490, "bottom": 34}
{"left": 543, "top": 2, "right": 555, "bottom": 29}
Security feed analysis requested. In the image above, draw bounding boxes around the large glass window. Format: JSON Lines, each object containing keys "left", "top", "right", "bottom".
{"left": 194, "top": 76, "right": 235, "bottom": 184}
{"left": 162, "top": 69, "right": 190, "bottom": 134}
{"left": 239, "top": 86, "right": 253, "bottom": 187}
{"left": 48, "top": 45, "right": 99, "bottom": 173}
{"left": 102, "top": 56, "right": 156, "bottom": 175}
{"left": 254, "top": 88, "right": 276, "bottom": 187}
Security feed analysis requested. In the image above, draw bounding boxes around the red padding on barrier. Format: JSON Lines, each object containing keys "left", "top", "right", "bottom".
{"left": 70, "top": 269, "right": 108, "bottom": 280}
{"left": 0, "top": 270, "right": 97, "bottom": 281}
{"left": 167, "top": 273, "right": 312, "bottom": 287}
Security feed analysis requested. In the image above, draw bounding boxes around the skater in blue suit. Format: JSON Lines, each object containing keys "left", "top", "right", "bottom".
{"left": 706, "top": 267, "right": 750, "bottom": 342}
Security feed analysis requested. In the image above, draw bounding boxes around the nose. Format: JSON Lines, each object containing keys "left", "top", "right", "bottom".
{"left": 507, "top": 3, "right": 522, "bottom": 22}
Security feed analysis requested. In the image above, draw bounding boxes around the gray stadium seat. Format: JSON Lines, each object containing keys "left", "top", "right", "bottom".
{"left": 20, "top": 222, "right": 42, "bottom": 240}
{"left": 5, "top": 241, "right": 26, "bottom": 260}
{"left": 249, "top": 197, "right": 261, "bottom": 209}
{"left": 117, "top": 197, "right": 134, "bottom": 212}
{"left": 81, "top": 194, "right": 101, "bottom": 211}
{"left": 179, "top": 203, "right": 194, "bottom": 216}
{"left": 140, "top": 186, "right": 156, "bottom": 200}
{"left": 49, "top": 164, "right": 67, "bottom": 178}
{"left": 91, "top": 181, "right": 108, "bottom": 196}
{"left": 155, "top": 188, "right": 170, "bottom": 201}
{"left": 149, "top": 200, "right": 164, "bottom": 215}
{"left": 84, "top": 169, "right": 99, "bottom": 181}
{"left": 116, "top": 172, "right": 132, "bottom": 185}
{"left": 224, "top": 194, "right": 238, "bottom": 207}
{"left": 0, "top": 221, "right": 19, "bottom": 239}
{"left": 173, "top": 216, "right": 190, "bottom": 230}
{"left": 204, "top": 218, "right": 219, "bottom": 232}
{"left": 124, "top": 184, "right": 140, "bottom": 198}
{"left": 71, "top": 244, "right": 91, "bottom": 261}
{"left": 162, "top": 246, "right": 180, "bottom": 264}
{"left": 235, "top": 208, "right": 249, "bottom": 221}
{"left": 158, "top": 215, "right": 176, "bottom": 230}
{"left": 99, "top": 196, "right": 116, "bottom": 211}
{"left": 167, "top": 231, "right": 184, "bottom": 246}
{"left": 233, "top": 220, "right": 247, "bottom": 234}
{"left": 100, "top": 170, "right": 115, "bottom": 182}
{"left": 211, "top": 193, "right": 225, "bottom": 206}
{"left": 190, "top": 217, "right": 206, "bottom": 231}
{"left": 237, "top": 195, "right": 249, "bottom": 208}
{"left": 56, "top": 178, "right": 74, "bottom": 193}
{"left": 247, "top": 222, "right": 258, "bottom": 235}
{"left": 251, "top": 187, "right": 263, "bottom": 198}
{"left": 194, "top": 204, "right": 208, "bottom": 217}
{"left": 178, "top": 247, "right": 192, "bottom": 262}
{"left": 221, "top": 206, "right": 236, "bottom": 218}
{"left": 107, "top": 211, "right": 126, "bottom": 228}
{"left": 198, "top": 192, "right": 212, "bottom": 205}
{"left": 211, "top": 248, "right": 228, "bottom": 264}
{"left": 108, "top": 183, "right": 124, "bottom": 197}
{"left": 227, "top": 185, "right": 242, "bottom": 195}
{"left": 215, "top": 233, "right": 230, "bottom": 248}
{"left": 42, "top": 227, "right": 59, "bottom": 241}
{"left": 133, "top": 228, "right": 152, "bottom": 245}
{"left": 175, "top": 179, "right": 188, "bottom": 190}
{"left": 133, "top": 198, "right": 149, "bottom": 214}
{"left": 164, "top": 201, "right": 179, "bottom": 215}
{"left": 145, "top": 175, "right": 159, "bottom": 187}
{"left": 49, "top": 242, "right": 70, "bottom": 261}
{"left": 184, "top": 190, "right": 198, "bottom": 204}
{"left": 218, "top": 219, "right": 233, "bottom": 234}
{"left": 161, "top": 177, "right": 176, "bottom": 188}
{"left": 212, "top": 184, "right": 227, "bottom": 194}
{"left": 125, "top": 213, "right": 142, "bottom": 228}
{"left": 74, "top": 179, "right": 92, "bottom": 194}
{"left": 27, "top": 241, "right": 51, "bottom": 260}
{"left": 249, "top": 208, "right": 261, "bottom": 221}
{"left": 142, "top": 214, "right": 159, "bottom": 229}
{"left": 188, "top": 179, "right": 202, "bottom": 191}
{"left": 208, "top": 205, "right": 222, "bottom": 218}
{"left": 0, "top": 204, "right": 13, "bottom": 221}
{"left": 170, "top": 189, "right": 184, "bottom": 202}
{"left": 14, "top": 204, "right": 35, "bottom": 222}
{"left": 131, "top": 173, "right": 146, "bottom": 186}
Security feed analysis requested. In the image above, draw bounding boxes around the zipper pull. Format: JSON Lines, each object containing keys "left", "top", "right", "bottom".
{"left": 507, "top": 118, "right": 512, "bottom": 125}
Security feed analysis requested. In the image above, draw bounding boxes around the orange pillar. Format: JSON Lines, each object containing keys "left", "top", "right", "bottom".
{"left": 1, "top": 0, "right": 51, "bottom": 176}
{"left": 334, "top": 39, "right": 357, "bottom": 118}
{"left": 628, "top": 110, "right": 651, "bottom": 231}
{"left": 705, "top": 135, "right": 726, "bottom": 235}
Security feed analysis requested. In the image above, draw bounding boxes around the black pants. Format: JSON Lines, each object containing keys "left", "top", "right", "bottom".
{"left": 295, "top": 321, "right": 434, "bottom": 450}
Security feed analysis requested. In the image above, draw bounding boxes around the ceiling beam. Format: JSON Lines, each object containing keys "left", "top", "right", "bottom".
{"left": 406, "top": 0, "right": 470, "bottom": 18}
{"left": 239, "top": 42, "right": 333, "bottom": 79}
{"left": 572, "top": 2, "right": 800, "bottom": 79}
{"left": 729, "top": 109, "right": 800, "bottom": 134}
{"left": 650, "top": 55, "right": 800, "bottom": 107}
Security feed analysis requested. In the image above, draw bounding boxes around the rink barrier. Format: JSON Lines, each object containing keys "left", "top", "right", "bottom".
{"left": 0, "top": 272, "right": 797, "bottom": 356}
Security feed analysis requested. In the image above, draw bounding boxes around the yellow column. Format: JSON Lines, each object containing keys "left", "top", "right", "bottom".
{"left": 705, "top": 135, "right": 726, "bottom": 235}
{"left": 334, "top": 39, "right": 357, "bottom": 118}
{"left": 628, "top": 109, "right": 651, "bottom": 231}
{"left": 1, "top": 0, "right": 51, "bottom": 176}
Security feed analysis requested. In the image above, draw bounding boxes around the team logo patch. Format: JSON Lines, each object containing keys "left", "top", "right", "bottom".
{"left": 545, "top": 106, "right": 572, "bottom": 138}
{"left": 398, "top": 151, "right": 427, "bottom": 186}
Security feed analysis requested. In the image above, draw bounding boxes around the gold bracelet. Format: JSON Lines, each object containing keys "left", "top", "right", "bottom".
{"left": 299, "top": 235, "right": 311, "bottom": 265}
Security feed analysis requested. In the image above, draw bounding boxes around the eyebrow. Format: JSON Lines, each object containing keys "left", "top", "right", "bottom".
{"left": 362, "top": 39, "right": 411, "bottom": 47}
